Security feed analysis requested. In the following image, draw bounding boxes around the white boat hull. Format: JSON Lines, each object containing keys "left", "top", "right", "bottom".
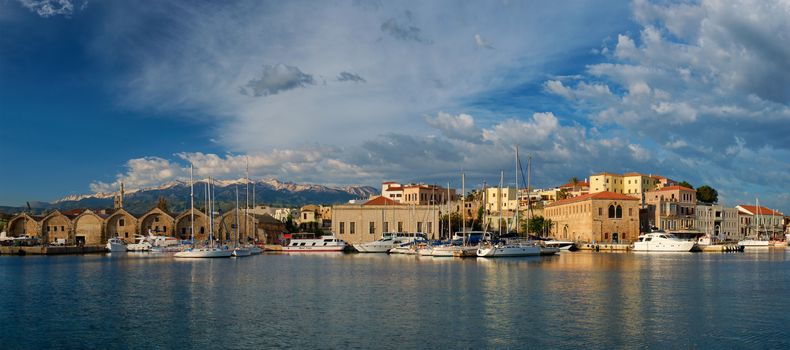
{"left": 738, "top": 239, "right": 770, "bottom": 247}
{"left": 632, "top": 241, "right": 696, "bottom": 252}
{"left": 106, "top": 241, "right": 126, "bottom": 252}
{"left": 174, "top": 248, "right": 232, "bottom": 258}
{"left": 282, "top": 245, "right": 346, "bottom": 252}
{"left": 477, "top": 244, "right": 541, "bottom": 257}
{"left": 431, "top": 246, "right": 463, "bottom": 257}
{"left": 232, "top": 248, "right": 251, "bottom": 257}
{"left": 353, "top": 243, "right": 397, "bottom": 253}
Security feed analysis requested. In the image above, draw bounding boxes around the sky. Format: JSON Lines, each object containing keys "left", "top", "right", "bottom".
{"left": 1, "top": 0, "right": 789, "bottom": 212}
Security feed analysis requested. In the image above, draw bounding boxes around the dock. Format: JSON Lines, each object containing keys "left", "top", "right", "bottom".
{"left": 576, "top": 243, "right": 631, "bottom": 251}
{"left": 0, "top": 245, "right": 108, "bottom": 255}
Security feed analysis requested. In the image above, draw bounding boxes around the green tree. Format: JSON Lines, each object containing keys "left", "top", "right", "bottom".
{"left": 696, "top": 185, "right": 718, "bottom": 203}
{"left": 284, "top": 214, "right": 298, "bottom": 233}
{"left": 677, "top": 181, "right": 694, "bottom": 189}
{"left": 522, "top": 215, "right": 553, "bottom": 237}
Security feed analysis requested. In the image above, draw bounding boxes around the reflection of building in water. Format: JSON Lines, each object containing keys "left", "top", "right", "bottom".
{"left": 544, "top": 192, "right": 640, "bottom": 243}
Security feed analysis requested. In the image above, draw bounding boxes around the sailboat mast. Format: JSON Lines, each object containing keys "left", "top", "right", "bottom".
{"left": 447, "top": 182, "right": 451, "bottom": 240}
{"left": 526, "top": 155, "right": 532, "bottom": 238}
{"left": 235, "top": 186, "right": 240, "bottom": 248}
{"left": 190, "top": 164, "right": 194, "bottom": 243}
{"left": 515, "top": 145, "right": 519, "bottom": 235}
{"left": 462, "top": 173, "right": 466, "bottom": 245}
{"left": 499, "top": 171, "right": 504, "bottom": 236}
{"left": 245, "top": 157, "right": 249, "bottom": 242}
{"left": 204, "top": 178, "right": 209, "bottom": 243}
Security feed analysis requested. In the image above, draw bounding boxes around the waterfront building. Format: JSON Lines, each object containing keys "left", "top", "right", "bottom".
{"left": 6, "top": 213, "right": 43, "bottom": 238}
{"left": 273, "top": 208, "right": 295, "bottom": 222}
{"left": 105, "top": 208, "right": 138, "bottom": 241}
{"left": 544, "top": 191, "right": 640, "bottom": 243}
{"left": 485, "top": 186, "right": 518, "bottom": 214}
{"left": 332, "top": 196, "right": 441, "bottom": 244}
{"left": 41, "top": 210, "right": 75, "bottom": 244}
{"left": 644, "top": 186, "right": 698, "bottom": 237}
{"left": 589, "top": 172, "right": 670, "bottom": 200}
{"left": 255, "top": 213, "right": 287, "bottom": 244}
{"left": 72, "top": 209, "right": 107, "bottom": 245}
{"left": 736, "top": 205, "right": 785, "bottom": 239}
{"left": 174, "top": 209, "right": 209, "bottom": 241}
{"left": 217, "top": 208, "right": 258, "bottom": 242}
{"left": 381, "top": 182, "right": 455, "bottom": 205}
{"left": 694, "top": 204, "right": 740, "bottom": 241}
{"left": 138, "top": 207, "right": 175, "bottom": 236}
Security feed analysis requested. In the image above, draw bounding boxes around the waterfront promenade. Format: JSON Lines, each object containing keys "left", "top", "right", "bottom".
{"left": 1, "top": 250, "right": 789, "bottom": 349}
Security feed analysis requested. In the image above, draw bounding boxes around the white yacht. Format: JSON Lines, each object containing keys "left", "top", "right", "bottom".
{"left": 126, "top": 235, "right": 152, "bottom": 252}
{"left": 477, "top": 240, "right": 542, "bottom": 257}
{"left": 106, "top": 237, "right": 126, "bottom": 252}
{"left": 632, "top": 232, "right": 696, "bottom": 252}
{"left": 283, "top": 233, "right": 348, "bottom": 252}
{"left": 543, "top": 240, "right": 576, "bottom": 251}
{"left": 354, "top": 232, "right": 426, "bottom": 253}
{"left": 737, "top": 239, "right": 770, "bottom": 247}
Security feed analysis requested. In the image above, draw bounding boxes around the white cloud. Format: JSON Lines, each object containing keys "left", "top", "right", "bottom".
{"left": 17, "top": 0, "right": 80, "bottom": 18}
{"left": 424, "top": 112, "right": 482, "bottom": 142}
{"left": 90, "top": 157, "right": 184, "bottom": 192}
{"left": 474, "top": 34, "right": 493, "bottom": 49}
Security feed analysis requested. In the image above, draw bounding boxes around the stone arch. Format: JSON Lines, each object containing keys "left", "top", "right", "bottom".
{"left": 615, "top": 205, "right": 623, "bottom": 219}
{"left": 174, "top": 209, "right": 209, "bottom": 241}
{"left": 217, "top": 209, "right": 254, "bottom": 243}
{"left": 6, "top": 213, "right": 41, "bottom": 238}
{"left": 138, "top": 207, "right": 175, "bottom": 237}
{"left": 41, "top": 210, "right": 74, "bottom": 244}
{"left": 105, "top": 209, "right": 138, "bottom": 242}
{"left": 73, "top": 210, "right": 105, "bottom": 245}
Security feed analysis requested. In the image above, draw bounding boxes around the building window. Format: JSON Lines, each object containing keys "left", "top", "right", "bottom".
{"left": 119, "top": 219, "right": 125, "bottom": 227}
{"left": 369, "top": 222, "right": 375, "bottom": 234}
{"left": 61, "top": 226, "right": 65, "bottom": 231}
{"left": 417, "top": 222, "right": 422, "bottom": 232}
{"left": 200, "top": 226, "right": 205, "bottom": 234}
{"left": 398, "top": 222, "right": 403, "bottom": 232}
{"left": 340, "top": 222, "right": 345, "bottom": 234}
{"left": 384, "top": 222, "right": 389, "bottom": 232}
{"left": 608, "top": 205, "right": 615, "bottom": 218}
{"left": 616, "top": 206, "right": 622, "bottom": 219}
{"left": 628, "top": 208, "right": 633, "bottom": 216}
{"left": 154, "top": 217, "right": 160, "bottom": 222}
{"left": 350, "top": 222, "right": 355, "bottom": 234}
{"left": 599, "top": 208, "right": 603, "bottom": 216}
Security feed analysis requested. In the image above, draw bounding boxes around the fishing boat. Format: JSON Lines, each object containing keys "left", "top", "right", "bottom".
{"left": 282, "top": 233, "right": 348, "bottom": 252}
{"left": 632, "top": 232, "right": 696, "bottom": 252}
{"left": 106, "top": 237, "right": 126, "bottom": 252}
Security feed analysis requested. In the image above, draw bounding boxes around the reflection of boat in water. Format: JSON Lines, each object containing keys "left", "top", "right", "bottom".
{"left": 354, "top": 232, "right": 426, "bottom": 253}
{"left": 283, "top": 233, "right": 348, "bottom": 252}
{"left": 175, "top": 247, "right": 232, "bottom": 258}
{"left": 632, "top": 232, "right": 696, "bottom": 252}
{"left": 106, "top": 237, "right": 126, "bottom": 252}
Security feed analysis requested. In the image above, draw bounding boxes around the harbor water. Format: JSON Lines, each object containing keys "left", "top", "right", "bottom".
{"left": 2, "top": 250, "right": 790, "bottom": 349}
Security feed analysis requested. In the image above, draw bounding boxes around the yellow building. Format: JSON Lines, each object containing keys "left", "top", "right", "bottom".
{"left": 332, "top": 196, "right": 441, "bottom": 244}
{"left": 589, "top": 172, "right": 625, "bottom": 194}
{"left": 644, "top": 185, "right": 697, "bottom": 235}
{"left": 545, "top": 191, "right": 640, "bottom": 243}
{"left": 485, "top": 187, "right": 518, "bottom": 214}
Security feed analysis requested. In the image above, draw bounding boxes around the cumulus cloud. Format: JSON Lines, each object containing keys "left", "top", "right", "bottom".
{"left": 337, "top": 71, "right": 366, "bottom": 83}
{"left": 90, "top": 157, "right": 184, "bottom": 192}
{"left": 17, "top": 0, "right": 77, "bottom": 17}
{"left": 424, "top": 112, "right": 482, "bottom": 142}
{"left": 240, "top": 64, "right": 315, "bottom": 97}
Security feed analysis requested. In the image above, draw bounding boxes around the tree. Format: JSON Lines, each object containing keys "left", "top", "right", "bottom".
{"left": 522, "top": 215, "right": 553, "bottom": 237}
{"left": 677, "top": 181, "right": 694, "bottom": 189}
{"left": 696, "top": 185, "right": 718, "bottom": 203}
{"left": 284, "top": 214, "right": 298, "bottom": 233}
{"left": 569, "top": 177, "right": 579, "bottom": 190}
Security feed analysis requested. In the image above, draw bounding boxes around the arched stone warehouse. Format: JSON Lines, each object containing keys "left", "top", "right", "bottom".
{"left": 138, "top": 207, "right": 175, "bottom": 237}
{"left": 105, "top": 209, "right": 138, "bottom": 241}
{"left": 73, "top": 210, "right": 106, "bottom": 245}
{"left": 174, "top": 209, "right": 209, "bottom": 242}
{"left": 41, "top": 211, "right": 74, "bottom": 244}
{"left": 6, "top": 213, "right": 41, "bottom": 237}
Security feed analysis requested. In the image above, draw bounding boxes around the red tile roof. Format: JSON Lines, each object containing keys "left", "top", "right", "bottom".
{"left": 385, "top": 186, "right": 404, "bottom": 191}
{"left": 655, "top": 185, "right": 694, "bottom": 192}
{"left": 559, "top": 181, "right": 589, "bottom": 189}
{"left": 547, "top": 191, "right": 638, "bottom": 207}
{"left": 737, "top": 205, "right": 783, "bottom": 217}
{"left": 364, "top": 196, "right": 402, "bottom": 206}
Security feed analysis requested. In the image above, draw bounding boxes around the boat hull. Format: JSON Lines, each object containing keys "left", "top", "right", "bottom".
{"left": 632, "top": 241, "right": 696, "bottom": 252}
{"left": 232, "top": 248, "right": 251, "bottom": 257}
{"left": 106, "top": 242, "right": 126, "bottom": 252}
{"left": 738, "top": 239, "right": 770, "bottom": 247}
{"left": 353, "top": 243, "right": 396, "bottom": 253}
{"left": 477, "top": 244, "right": 541, "bottom": 257}
{"left": 282, "top": 246, "right": 346, "bottom": 252}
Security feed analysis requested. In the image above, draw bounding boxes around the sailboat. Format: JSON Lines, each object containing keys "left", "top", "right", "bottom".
{"left": 232, "top": 186, "right": 251, "bottom": 257}
{"left": 738, "top": 198, "right": 770, "bottom": 248}
{"left": 478, "top": 147, "right": 556, "bottom": 257}
{"left": 175, "top": 174, "right": 232, "bottom": 258}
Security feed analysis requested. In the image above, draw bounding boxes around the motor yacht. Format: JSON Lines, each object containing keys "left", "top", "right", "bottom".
{"left": 282, "top": 233, "right": 348, "bottom": 252}
{"left": 543, "top": 240, "right": 576, "bottom": 251}
{"left": 354, "top": 232, "right": 426, "bottom": 253}
{"left": 477, "top": 240, "right": 542, "bottom": 257}
{"left": 632, "top": 232, "right": 696, "bottom": 252}
{"left": 126, "top": 235, "right": 152, "bottom": 252}
{"left": 106, "top": 237, "right": 126, "bottom": 252}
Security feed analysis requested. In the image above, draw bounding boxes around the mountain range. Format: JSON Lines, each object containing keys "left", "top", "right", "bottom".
{"left": 2, "top": 179, "right": 378, "bottom": 216}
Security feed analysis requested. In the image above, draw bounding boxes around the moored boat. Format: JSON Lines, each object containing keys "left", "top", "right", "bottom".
{"left": 106, "top": 237, "right": 126, "bottom": 252}
{"left": 543, "top": 240, "right": 576, "bottom": 251}
{"left": 477, "top": 240, "right": 541, "bottom": 257}
{"left": 282, "top": 233, "right": 348, "bottom": 252}
{"left": 354, "top": 232, "right": 426, "bottom": 253}
{"left": 632, "top": 232, "right": 696, "bottom": 252}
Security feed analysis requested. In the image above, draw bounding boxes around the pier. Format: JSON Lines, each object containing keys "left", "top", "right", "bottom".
{"left": 0, "top": 245, "right": 108, "bottom": 255}
{"left": 577, "top": 243, "right": 632, "bottom": 251}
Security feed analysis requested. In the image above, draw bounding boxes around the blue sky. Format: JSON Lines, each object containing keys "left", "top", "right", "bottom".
{"left": 1, "top": 0, "right": 789, "bottom": 213}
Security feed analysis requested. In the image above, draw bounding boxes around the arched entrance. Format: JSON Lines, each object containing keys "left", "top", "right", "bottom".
{"left": 74, "top": 211, "right": 105, "bottom": 245}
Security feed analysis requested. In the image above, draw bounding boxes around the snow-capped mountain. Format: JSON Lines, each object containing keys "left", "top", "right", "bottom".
{"left": 47, "top": 178, "right": 377, "bottom": 214}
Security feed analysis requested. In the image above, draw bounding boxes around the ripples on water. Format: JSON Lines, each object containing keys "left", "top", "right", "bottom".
{"left": 1, "top": 250, "right": 789, "bottom": 349}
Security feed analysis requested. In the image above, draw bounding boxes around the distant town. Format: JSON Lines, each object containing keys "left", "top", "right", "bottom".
{"left": 1, "top": 171, "right": 787, "bottom": 250}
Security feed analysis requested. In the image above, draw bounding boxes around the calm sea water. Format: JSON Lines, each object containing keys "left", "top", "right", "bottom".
{"left": 2, "top": 250, "right": 790, "bottom": 349}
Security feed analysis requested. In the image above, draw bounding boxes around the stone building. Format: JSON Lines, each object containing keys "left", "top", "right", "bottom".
{"left": 694, "top": 204, "right": 740, "bottom": 241}
{"left": 174, "top": 209, "right": 210, "bottom": 241}
{"left": 5, "top": 213, "right": 42, "bottom": 237}
{"left": 644, "top": 186, "right": 698, "bottom": 237}
{"left": 105, "top": 208, "right": 138, "bottom": 241}
{"left": 332, "top": 196, "right": 442, "bottom": 244}
{"left": 138, "top": 207, "right": 175, "bottom": 236}
{"left": 544, "top": 191, "right": 640, "bottom": 244}
{"left": 736, "top": 205, "right": 785, "bottom": 239}
{"left": 72, "top": 209, "right": 106, "bottom": 245}
{"left": 41, "top": 210, "right": 74, "bottom": 244}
